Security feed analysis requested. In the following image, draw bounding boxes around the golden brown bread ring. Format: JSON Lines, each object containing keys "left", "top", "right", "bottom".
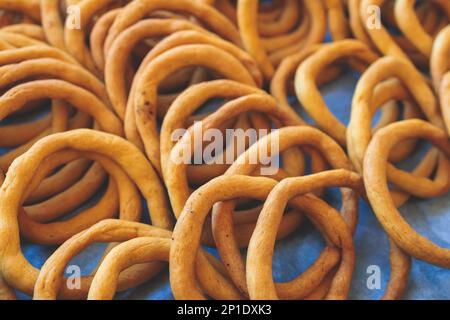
{"left": 34, "top": 220, "right": 243, "bottom": 300}
{"left": 246, "top": 170, "right": 364, "bottom": 300}
{"left": 211, "top": 126, "right": 359, "bottom": 297}
{"left": 0, "top": 129, "right": 171, "bottom": 296}
{"left": 295, "top": 40, "right": 378, "bottom": 146}
{"left": 0, "top": 31, "right": 46, "bottom": 47}
{"left": 87, "top": 236, "right": 246, "bottom": 300}
{"left": 33, "top": 220, "right": 169, "bottom": 300}
{"left": 364, "top": 119, "right": 450, "bottom": 268}
{"left": 64, "top": 0, "right": 118, "bottom": 77}
{"left": 105, "top": 0, "right": 241, "bottom": 54}
{"left": 105, "top": 19, "right": 203, "bottom": 119}
{"left": 267, "top": 0, "right": 327, "bottom": 67}
{"left": 160, "top": 80, "right": 266, "bottom": 183}
{"left": 19, "top": 149, "right": 142, "bottom": 245}
{"left": 395, "top": 0, "right": 450, "bottom": 58}
{"left": 40, "top": 0, "right": 67, "bottom": 50}
{"left": 0, "top": 79, "right": 122, "bottom": 175}
{"left": 170, "top": 173, "right": 353, "bottom": 300}
{"left": 164, "top": 94, "right": 305, "bottom": 218}
{"left": 238, "top": 0, "right": 327, "bottom": 79}
{"left": 132, "top": 44, "right": 257, "bottom": 174}
{"left": 348, "top": 56, "right": 445, "bottom": 175}
{"left": 90, "top": 8, "right": 120, "bottom": 71}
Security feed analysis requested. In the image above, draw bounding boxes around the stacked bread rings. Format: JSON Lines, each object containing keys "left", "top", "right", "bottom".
{"left": 0, "top": 0, "right": 448, "bottom": 300}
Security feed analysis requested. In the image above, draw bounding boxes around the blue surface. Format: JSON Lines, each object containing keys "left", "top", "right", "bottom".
{"left": 12, "top": 67, "right": 450, "bottom": 300}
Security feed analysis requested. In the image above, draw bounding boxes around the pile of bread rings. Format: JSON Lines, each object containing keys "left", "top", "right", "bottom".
{"left": 0, "top": 0, "right": 448, "bottom": 300}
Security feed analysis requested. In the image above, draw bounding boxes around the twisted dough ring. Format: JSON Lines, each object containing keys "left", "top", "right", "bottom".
{"left": 271, "top": 44, "right": 343, "bottom": 125}
{"left": 294, "top": 40, "right": 425, "bottom": 163}
{"left": 90, "top": 8, "right": 120, "bottom": 71}
{"left": 218, "top": 0, "right": 301, "bottom": 34}
{"left": 348, "top": 56, "right": 445, "bottom": 175}
{"left": 246, "top": 169, "right": 411, "bottom": 300}
{"left": 349, "top": 0, "right": 441, "bottom": 68}
{"left": 105, "top": 18, "right": 203, "bottom": 120}
{"left": 294, "top": 40, "right": 378, "bottom": 146}
{"left": 359, "top": 0, "right": 426, "bottom": 64}
{"left": 34, "top": 220, "right": 243, "bottom": 300}
{"left": 33, "top": 220, "right": 170, "bottom": 300}
{"left": 211, "top": 126, "right": 360, "bottom": 297}
{"left": 365, "top": 119, "right": 450, "bottom": 268}
{"left": 272, "top": 44, "right": 396, "bottom": 131}
{"left": 105, "top": 19, "right": 261, "bottom": 120}
{"left": 135, "top": 27, "right": 263, "bottom": 116}
{"left": 170, "top": 172, "right": 357, "bottom": 300}
{"left": 64, "top": 0, "right": 124, "bottom": 77}
{"left": 0, "top": 46, "right": 101, "bottom": 152}
{"left": 0, "top": 73, "right": 115, "bottom": 208}
{"left": 0, "top": 45, "right": 78, "bottom": 150}
{"left": 237, "top": 0, "right": 326, "bottom": 80}
{"left": 0, "top": 129, "right": 171, "bottom": 296}
{"left": 165, "top": 94, "right": 305, "bottom": 218}
{"left": 40, "top": 0, "right": 71, "bottom": 51}
{"left": 86, "top": 236, "right": 244, "bottom": 300}
{"left": 395, "top": 0, "right": 450, "bottom": 58}
{"left": 162, "top": 89, "right": 306, "bottom": 247}
{"left": 104, "top": 0, "right": 241, "bottom": 55}
{"left": 247, "top": 169, "right": 365, "bottom": 300}
{"left": 160, "top": 80, "right": 266, "bottom": 185}
{"left": 0, "top": 77, "right": 118, "bottom": 172}
{"left": 19, "top": 149, "right": 142, "bottom": 245}
{"left": 0, "top": 31, "right": 46, "bottom": 47}
{"left": 0, "top": 79, "right": 122, "bottom": 224}
{"left": 132, "top": 44, "right": 257, "bottom": 174}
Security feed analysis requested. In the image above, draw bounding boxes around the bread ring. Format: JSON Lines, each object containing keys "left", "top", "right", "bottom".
{"left": 0, "top": 129, "right": 171, "bottom": 296}
{"left": 238, "top": 0, "right": 326, "bottom": 79}
{"left": 295, "top": 40, "right": 378, "bottom": 146}
{"left": 348, "top": 56, "right": 445, "bottom": 174}
{"left": 132, "top": 44, "right": 257, "bottom": 174}
{"left": 364, "top": 119, "right": 450, "bottom": 268}
{"left": 160, "top": 80, "right": 265, "bottom": 182}
{"left": 211, "top": 126, "right": 359, "bottom": 297}
{"left": 105, "top": 0, "right": 241, "bottom": 54}
{"left": 165, "top": 94, "right": 304, "bottom": 217}
{"left": 247, "top": 169, "right": 364, "bottom": 300}
{"left": 171, "top": 172, "right": 357, "bottom": 300}
{"left": 90, "top": 8, "right": 120, "bottom": 71}
{"left": 267, "top": 0, "right": 327, "bottom": 67}
{"left": 19, "top": 149, "right": 142, "bottom": 245}
{"left": 34, "top": 219, "right": 243, "bottom": 300}
{"left": 87, "top": 236, "right": 244, "bottom": 300}
{"left": 395, "top": 0, "right": 450, "bottom": 58}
